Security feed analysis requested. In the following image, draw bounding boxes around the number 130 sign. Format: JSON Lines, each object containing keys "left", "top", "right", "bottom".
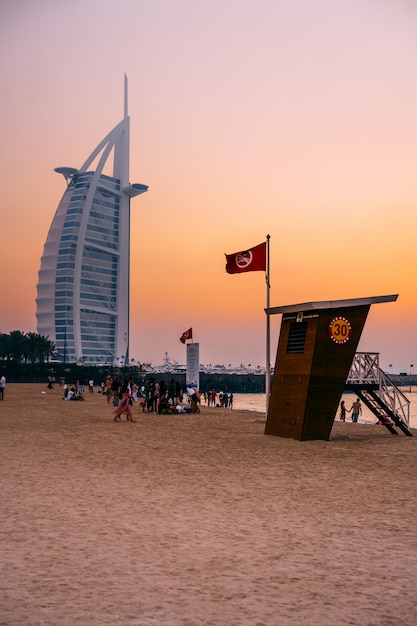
{"left": 328, "top": 316, "right": 352, "bottom": 344}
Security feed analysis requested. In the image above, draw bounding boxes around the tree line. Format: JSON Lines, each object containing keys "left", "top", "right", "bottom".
{"left": 0, "top": 331, "right": 57, "bottom": 363}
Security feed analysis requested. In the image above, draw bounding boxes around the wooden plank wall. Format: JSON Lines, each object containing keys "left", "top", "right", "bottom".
{"left": 265, "top": 305, "right": 370, "bottom": 440}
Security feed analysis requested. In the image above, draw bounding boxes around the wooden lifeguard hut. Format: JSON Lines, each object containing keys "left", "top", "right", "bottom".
{"left": 265, "top": 295, "right": 398, "bottom": 441}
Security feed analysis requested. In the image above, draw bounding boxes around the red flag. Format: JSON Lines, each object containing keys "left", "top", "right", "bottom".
{"left": 225, "top": 242, "right": 266, "bottom": 274}
{"left": 180, "top": 328, "right": 193, "bottom": 343}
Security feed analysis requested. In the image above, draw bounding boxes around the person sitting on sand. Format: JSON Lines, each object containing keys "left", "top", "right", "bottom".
{"left": 158, "top": 393, "right": 171, "bottom": 414}
{"left": 64, "top": 386, "right": 76, "bottom": 400}
{"left": 113, "top": 387, "right": 136, "bottom": 422}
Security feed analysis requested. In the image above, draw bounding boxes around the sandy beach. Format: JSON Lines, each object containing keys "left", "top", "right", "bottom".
{"left": 1, "top": 383, "right": 417, "bottom": 625}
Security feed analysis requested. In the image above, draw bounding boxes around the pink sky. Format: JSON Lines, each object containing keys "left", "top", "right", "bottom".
{"left": 1, "top": 0, "right": 417, "bottom": 372}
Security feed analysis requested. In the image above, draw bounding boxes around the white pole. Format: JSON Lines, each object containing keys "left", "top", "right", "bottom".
{"left": 265, "top": 234, "right": 271, "bottom": 414}
{"left": 124, "top": 73, "right": 128, "bottom": 119}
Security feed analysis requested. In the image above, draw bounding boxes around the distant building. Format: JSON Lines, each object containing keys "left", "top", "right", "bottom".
{"left": 36, "top": 77, "right": 147, "bottom": 365}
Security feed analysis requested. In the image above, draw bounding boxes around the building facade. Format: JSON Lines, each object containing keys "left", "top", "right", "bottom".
{"left": 36, "top": 80, "right": 147, "bottom": 364}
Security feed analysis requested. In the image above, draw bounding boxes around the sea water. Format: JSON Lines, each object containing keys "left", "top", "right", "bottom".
{"left": 230, "top": 389, "right": 417, "bottom": 429}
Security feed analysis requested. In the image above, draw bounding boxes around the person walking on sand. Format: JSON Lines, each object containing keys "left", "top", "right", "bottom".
{"left": 0, "top": 374, "right": 5, "bottom": 400}
{"left": 350, "top": 398, "right": 362, "bottom": 423}
{"left": 339, "top": 400, "right": 349, "bottom": 422}
{"left": 113, "top": 386, "right": 136, "bottom": 422}
{"left": 111, "top": 376, "right": 121, "bottom": 407}
{"left": 105, "top": 375, "right": 113, "bottom": 403}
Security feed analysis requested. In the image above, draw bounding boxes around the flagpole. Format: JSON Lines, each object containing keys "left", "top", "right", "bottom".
{"left": 265, "top": 234, "right": 271, "bottom": 414}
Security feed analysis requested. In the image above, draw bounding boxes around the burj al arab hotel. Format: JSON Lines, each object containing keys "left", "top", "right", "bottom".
{"left": 36, "top": 77, "right": 148, "bottom": 365}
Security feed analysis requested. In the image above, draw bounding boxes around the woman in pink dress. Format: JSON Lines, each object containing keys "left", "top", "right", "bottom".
{"left": 113, "top": 388, "right": 136, "bottom": 422}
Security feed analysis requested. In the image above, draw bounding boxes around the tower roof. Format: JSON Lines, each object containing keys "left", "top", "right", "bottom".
{"left": 266, "top": 294, "right": 398, "bottom": 315}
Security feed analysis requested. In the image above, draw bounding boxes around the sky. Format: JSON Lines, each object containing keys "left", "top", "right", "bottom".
{"left": 1, "top": 0, "right": 416, "bottom": 373}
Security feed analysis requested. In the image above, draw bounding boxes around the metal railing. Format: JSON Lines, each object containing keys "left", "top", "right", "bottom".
{"left": 347, "top": 352, "right": 380, "bottom": 386}
{"left": 347, "top": 352, "right": 410, "bottom": 427}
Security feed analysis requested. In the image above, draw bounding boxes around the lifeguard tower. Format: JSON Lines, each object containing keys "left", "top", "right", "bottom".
{"left": 265, "top": 295, "right": 411, "bottom": 441}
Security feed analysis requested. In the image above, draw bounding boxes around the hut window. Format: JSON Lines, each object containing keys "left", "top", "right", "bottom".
{"left": 287, "top": 321, "right": 307, "bottom": 353}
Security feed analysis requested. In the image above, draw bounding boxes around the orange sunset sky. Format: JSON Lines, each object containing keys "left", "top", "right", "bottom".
{"left": 1, "top": 0, "right": 416, "bottom": 372}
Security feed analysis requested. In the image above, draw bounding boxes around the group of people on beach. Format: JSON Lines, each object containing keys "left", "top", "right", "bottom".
{"left": 204, "top": 389, "right": 233, "bottom": 408}
{"left": 102, "top": 376, "right": 202, "bottom": 421}
{"left": 59, "top": 378, "right": 95, "bottom": 400}
{"left": 339, "top": 398, "right": 362, "bottom": 422}
{"left": 99, "top": 375, "right": 236, "bottom": 422}
{"left": 47, "top": 373, "right": 236, "bottom": 422}
{"left": 104, "top": 376, "right": 183, "bottom": 415}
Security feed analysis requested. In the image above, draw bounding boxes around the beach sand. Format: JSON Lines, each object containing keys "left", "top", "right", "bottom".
{"left": 1, "top": 383, "right": 417, "bottom": 625}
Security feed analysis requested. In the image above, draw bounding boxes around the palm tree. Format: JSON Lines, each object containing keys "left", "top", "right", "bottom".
{"left": 0, "top": 331, "right": 57, "bottom": 364}
{"left": 8, "top": 330, "right": 27, "bottom": 363}
{"left": 26, "top": 332, "right": 41, "bottom": 363}
{"left": 0, "top": 333, "right": 11, "bottom": 360}
{"left": 41, "top": 335, "right": 57, "bottom": 363}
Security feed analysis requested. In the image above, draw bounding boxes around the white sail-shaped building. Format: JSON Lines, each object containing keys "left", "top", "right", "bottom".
{"left": 36, "top": 78, "right": 147, "bottom": 365}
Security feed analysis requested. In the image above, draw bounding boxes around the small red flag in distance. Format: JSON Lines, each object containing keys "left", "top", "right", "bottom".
{"left": 180, "top": 328, "right": 193, "bottom": 343}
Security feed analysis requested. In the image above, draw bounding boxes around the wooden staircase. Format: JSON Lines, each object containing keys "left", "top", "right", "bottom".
{"left": 345, "top": 353, "right": 412, "bottom": 436}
